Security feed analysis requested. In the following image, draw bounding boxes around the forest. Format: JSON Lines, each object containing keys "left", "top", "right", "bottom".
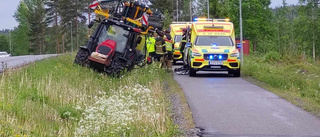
{"left": 0, "top": 0, "right": 319, "bottom": 61}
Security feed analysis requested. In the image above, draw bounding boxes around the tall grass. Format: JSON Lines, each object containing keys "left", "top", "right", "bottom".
{"left": 242, "top": 53, "right": 320, "bottom": 116}
{"left": 0, "top": 54, "right": 178, "bottom": 136}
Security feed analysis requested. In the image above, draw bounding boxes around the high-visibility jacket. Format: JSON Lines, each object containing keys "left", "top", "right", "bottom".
{"left": 155, "top": 44, "right": 166, "bottom": 55}
{"left": 146, "top": 37, "right": 156, "bottom": 53}
{"left": 164, "top": 38, "right": 173, "bottom": 52}
{"left": 155, "top": 37, "right": 166, "bottom": 55}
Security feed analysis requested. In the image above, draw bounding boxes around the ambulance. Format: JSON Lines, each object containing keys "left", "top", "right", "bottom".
{"left": 184, "top": 18, "right": 241, "bottom": 77}
{"left": 170, "top": 22, "right": 190, "bottom": 64}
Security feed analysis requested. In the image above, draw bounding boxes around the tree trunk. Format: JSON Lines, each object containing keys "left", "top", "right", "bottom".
{"left": 62, "top": 34, "right": 65, "bottom": 53}
{"left": 76, "top": 16, "right": 79, "bottom": 48}
{"left": 55, "top": 10, "right": 59, "bottom": 53}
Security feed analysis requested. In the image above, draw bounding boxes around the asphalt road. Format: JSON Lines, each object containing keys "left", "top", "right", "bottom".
{"left": 173, "top": 67, "right": 320, "bottom": 137}
{"left": 0, "top": 55, "right": 58, "bottom": 72}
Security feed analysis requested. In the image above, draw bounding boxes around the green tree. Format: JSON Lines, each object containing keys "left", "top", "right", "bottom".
{"left": 0, "top": 35, "right": 9, "bottom": 52}
{"left": 45, "top": 0, "right": 61, "bottom": 53}
{"left": 295, "top": 0, "right": 320, "bottom": 60}
{"left": 271, "top": 1, "right": 299, "bottom": 55}
{"left": 12, "top": 1, "right": 30, "bottom": 55}
{"left": 199, "top": 0, "right": 229, "bottom": 18}
{"left": 228, "top": 0, "right": 274, "bottom": 53}
{"left": 25, "top": 0, "right": 47, "bottom": 54}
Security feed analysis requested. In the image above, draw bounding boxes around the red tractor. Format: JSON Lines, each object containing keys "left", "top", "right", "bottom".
{"left": 74, "top": 0, "right": 162, "bottom": 76}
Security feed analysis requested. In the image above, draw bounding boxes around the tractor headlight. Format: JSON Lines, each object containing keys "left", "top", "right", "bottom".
{"left": 192, "top": 52, "right": 202, "bottom": 57}
{"left": 230, "top": 53, "right": 239, "bottom": 57}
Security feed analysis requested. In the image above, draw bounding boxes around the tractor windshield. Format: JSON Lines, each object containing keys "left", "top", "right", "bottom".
{"left": 98, "top": 24, "right": 129, "bottom": 53}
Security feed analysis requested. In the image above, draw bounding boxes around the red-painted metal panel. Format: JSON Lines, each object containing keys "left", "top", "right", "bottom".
{"left": 236, "top": 39, "right": 250, "bottom": 55}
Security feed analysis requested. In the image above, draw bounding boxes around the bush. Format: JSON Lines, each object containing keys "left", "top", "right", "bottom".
{"left": 263, "top": 51, "right": 282, "bottom": 62}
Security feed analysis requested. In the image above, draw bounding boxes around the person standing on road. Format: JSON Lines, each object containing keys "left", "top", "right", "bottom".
{"left": 175, "top": 28, "right": 191, "bottom": 74}
{"left": 164, "top": 29, "right": 174, "bottom": 71}
{"left": 155, "top": 30, "right": 166, "bottom": 64}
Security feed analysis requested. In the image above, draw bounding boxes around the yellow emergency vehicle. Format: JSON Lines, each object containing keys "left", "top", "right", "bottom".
{"left": 170, "top": 22, "right": 190, "bottom": 64}
{"left": 185, "top": 18, "right": 241, "bottom": 77}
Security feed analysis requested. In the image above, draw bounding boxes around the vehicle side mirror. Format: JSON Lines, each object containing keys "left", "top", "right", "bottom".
{"left": 88, "top": 21, "right": 95, "bottom": 28}
{"left": 237, "top": 43, "right": 242, "bottom": 48}
{"left": 136, "top": 36, "right": 142, "bottom": 44}
{"left": 186, "top": 42, "right": 192, "bottom": 48}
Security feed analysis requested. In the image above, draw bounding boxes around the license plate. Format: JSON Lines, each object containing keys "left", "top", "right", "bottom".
{"left": 209, "top": 61, "right": 223, "bottom": 65}
{"left": 210, "top": 66, "right": 221, "bottom": 69}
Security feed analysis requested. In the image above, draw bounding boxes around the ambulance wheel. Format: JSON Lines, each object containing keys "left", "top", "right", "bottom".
{"left": 173, "top": 60, "right": 177, "bottom": 65}
{"left": 189, "top": 68, "right": 196, "bottom": 77}
{"left": 233, "top": 68, "right": 241, "bottom": 77}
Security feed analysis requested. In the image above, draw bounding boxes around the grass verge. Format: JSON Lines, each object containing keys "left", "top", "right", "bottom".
{"left": 0, "top": 54, "right": 179, "bottom": 136}
{"left": 242, "top": 54, "right": 320, "bottom": 117}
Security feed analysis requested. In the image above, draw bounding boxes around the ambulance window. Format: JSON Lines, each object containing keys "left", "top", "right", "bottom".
{"left": 174, "top": 35, "right": 183, "bottom": 42}
{"left": 195, "top": 36, "right": 233, "bottom": 46}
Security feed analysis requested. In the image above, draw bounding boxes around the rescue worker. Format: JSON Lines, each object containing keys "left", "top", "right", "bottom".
{"left": 179, "top": 28, "right": 189, "bottom": 55}
{"left": 175, "top": 28, "right": 191, "bottom": 74}
{"left": 155, "top": 30, "right": 166, "bottom": 63}
{"left": 164, "top": 29, "right": 174, "bottom": 71}
{"left": 146, "top": 32, "right": 156, "bottom": 58}
{"left": 180, "top": 28, "right": 190, "bottom": 69}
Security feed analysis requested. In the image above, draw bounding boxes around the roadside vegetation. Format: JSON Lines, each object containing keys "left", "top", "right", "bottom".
{"left": 0, "top": 54, "right": 181, "bottom": 136}
{"left": 242, "top": 53, "right": 320, "bottom": 117}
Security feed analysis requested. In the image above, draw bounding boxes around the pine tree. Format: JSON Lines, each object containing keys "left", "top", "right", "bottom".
{"left": 25, "top": 0, "right": 47, "bottom": 54}
{"left": 45, "top": 0, "right": 60, "bottom": 53}
{"left": 12, "top": 1, "right": 30, "bottom": 55}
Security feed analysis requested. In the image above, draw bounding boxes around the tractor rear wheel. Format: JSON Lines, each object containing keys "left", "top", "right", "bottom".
{"left": 74, "top": 49, "right": 89, "bottom": 67}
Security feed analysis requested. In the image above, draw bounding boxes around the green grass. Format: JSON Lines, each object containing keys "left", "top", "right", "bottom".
{"left": 242, "top": 54, "right": 320, "bottom": 117}
{"left": 0, "top": 54, "right": 179, "bottom": 136}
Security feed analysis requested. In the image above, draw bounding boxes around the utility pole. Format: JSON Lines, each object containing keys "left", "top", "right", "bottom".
{"left": 190, "top": 1, "right": 192, "bottom": 21}
{"left": 88, "top": 2, "right": 91, "bottom": 35}
{"left": 239, "top": 0, "right": 244, "bottom": 66}
{"left": 312, "top": 1, "right": 316, "bottom": 61}
{"left": 176, "top": 0, "right": 179, "bottom": 21}
{"left": 207, "top": 0, "right": 210, "bottom": 18}
{"left": 9, "top": 30, "right": 12, "bottom": 55}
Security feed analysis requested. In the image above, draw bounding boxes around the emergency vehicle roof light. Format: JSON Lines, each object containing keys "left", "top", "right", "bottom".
{"left": 193, "top": 18, "right": 230, "bottom": 22}
{"left": 193, "top": 18, "right": 211, "bottom": 22}
{"left": 212, "top": 18, "right": 230, "bottom": 22}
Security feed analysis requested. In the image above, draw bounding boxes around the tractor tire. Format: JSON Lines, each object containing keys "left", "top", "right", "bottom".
{"left": 127, "top": 55, "right": 137, "bottom": 72}
{"left": 149, "top": 15, "right": 163, "bottom": 29}
{"left": 74, "top": 49, "right": 89, "bottom": 67}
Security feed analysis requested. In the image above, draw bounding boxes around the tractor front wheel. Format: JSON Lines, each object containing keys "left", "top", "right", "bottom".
{"left": 74, "top": 49, "right": 89, "bottom": 67}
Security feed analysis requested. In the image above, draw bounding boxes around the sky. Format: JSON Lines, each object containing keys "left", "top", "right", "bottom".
{"left": 0, "top": 0, "right": 300, "bottom": 30}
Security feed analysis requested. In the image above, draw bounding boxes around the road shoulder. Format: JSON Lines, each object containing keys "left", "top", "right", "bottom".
{"left": 163, "top": 72, "right": 200, "bottom": 136}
